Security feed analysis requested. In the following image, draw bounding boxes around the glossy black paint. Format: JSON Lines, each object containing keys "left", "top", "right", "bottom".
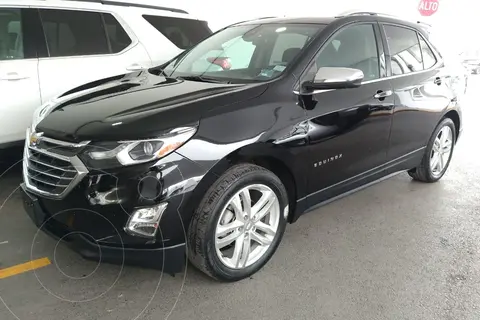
{"left": 25, "top": 14, "right": 463, "bottom": 269}
{"left": 36, "top": 71, "right": 266, "bottom": 142}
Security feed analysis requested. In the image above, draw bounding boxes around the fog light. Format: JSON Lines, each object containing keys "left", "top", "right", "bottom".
{"left": 125, "top": 203, "right": 168, "bottom": 238}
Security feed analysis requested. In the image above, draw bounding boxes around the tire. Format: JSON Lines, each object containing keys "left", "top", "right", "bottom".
{"left": 408, "top": 118, "right": 456, "bottom": 183}
{"left": 188, "top": 163, "right": 289, "bottom": 282}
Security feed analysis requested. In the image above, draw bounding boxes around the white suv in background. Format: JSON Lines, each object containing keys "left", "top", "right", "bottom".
{"left": 0, "top": 0, "right": 212, "bottom": 149}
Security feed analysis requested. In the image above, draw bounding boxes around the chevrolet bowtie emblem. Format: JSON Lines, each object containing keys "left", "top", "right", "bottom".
{"left": 29, "top": 132, "right": 43, "bottom": 147}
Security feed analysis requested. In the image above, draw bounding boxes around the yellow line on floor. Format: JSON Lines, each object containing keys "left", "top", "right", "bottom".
{"left": 0, "top": 258, "right": 51, "bottom": 280}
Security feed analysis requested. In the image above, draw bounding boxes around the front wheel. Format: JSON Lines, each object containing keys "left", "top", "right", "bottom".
{"left": 408, "top": 118, "right": 456, "bottom": 183}
{"left": 188, "top": 164, "right": 289, "bottom": 282}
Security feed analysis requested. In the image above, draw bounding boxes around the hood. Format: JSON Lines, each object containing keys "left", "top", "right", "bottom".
{"left": 36, "top": 70, "right": 267, "bottom": 142}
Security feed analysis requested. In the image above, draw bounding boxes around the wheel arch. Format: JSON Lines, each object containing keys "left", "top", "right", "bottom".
{"left": 183, "top": 142, "right": 306, "bottom": 224}
{"left": 443, "top": 109, "right": 461, "bottom": 142}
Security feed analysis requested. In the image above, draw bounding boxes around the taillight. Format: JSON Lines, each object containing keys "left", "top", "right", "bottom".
{"left": 207, "top": 57, "right": 232, "bottom": 70}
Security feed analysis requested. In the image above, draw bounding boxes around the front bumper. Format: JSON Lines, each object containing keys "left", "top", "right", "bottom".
{"left": 21, "top": 184, "right": 186, "bottom": 273}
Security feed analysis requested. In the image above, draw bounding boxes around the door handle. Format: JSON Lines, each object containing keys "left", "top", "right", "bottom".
{"left": 0, "top": 72, "right": 29, "bottom": 81}
{"left": 373, "top": 90, "right": 393, "bottom": 100}
{"left": 126, "top": 64, "right": 144, "bottom": 71}
{"left": 434, "top": 77, "right": 442, "bottom": 85}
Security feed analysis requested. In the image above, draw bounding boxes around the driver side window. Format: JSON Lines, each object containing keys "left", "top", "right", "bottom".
{"left": 309, "top": 24, "right": 381, "bottom": 82}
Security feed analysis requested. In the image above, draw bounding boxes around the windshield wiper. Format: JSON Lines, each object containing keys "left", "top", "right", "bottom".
{"left": 149, "top": 65, "right": 168, "bottom": 76}
{"left": 178, "top": 75, "right": 231, "bottom": 84}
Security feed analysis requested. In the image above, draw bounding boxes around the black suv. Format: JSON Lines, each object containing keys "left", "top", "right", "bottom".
{"left": 21, "top": 12, "right": 462, "bottom": 282}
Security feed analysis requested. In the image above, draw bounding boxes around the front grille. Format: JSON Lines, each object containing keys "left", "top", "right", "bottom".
{"left": 23, "top": 129, "right": 89, "bottom": 199}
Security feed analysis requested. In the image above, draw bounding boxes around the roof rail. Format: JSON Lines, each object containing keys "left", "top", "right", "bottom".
{"left": 335, "top": 11, "right": 377, "bottom": 17}
{"left": 224, "top": 16, "right": 278, "bottom": 28}
{"left": 337, "top": 11, "right": 434, "bottom": 28}
{"left": 417, "top": 20, "right": 432, "bottom": 28}
{"left": 336, "top": 11, "right": 401, "bottom": 18}
{"left": 61, "top": 0, "right": 188, "bottom": 14}
{"left": 347, "top": 11, "right": 378, "bottom": 16}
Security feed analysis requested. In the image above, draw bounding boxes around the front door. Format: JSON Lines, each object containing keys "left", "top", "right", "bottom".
{"left": 299, "top": 22, "right": 394, "bottom": 206}
{"left": 0, "top": 8, "right": 41, "bottom": 146}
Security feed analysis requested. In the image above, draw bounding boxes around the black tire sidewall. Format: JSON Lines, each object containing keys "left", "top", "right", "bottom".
{"left": 204, "top": 168, "right": 288, "bottom": 281}
{"left": 425, "top": 118, "right": 456, "bottom": 181}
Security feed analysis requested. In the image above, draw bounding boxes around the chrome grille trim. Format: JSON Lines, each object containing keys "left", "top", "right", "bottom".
{"left": 40, "top": 135, "right": 90, "bottom": 148}
{"left": 27, "top": 162, "right": 72, "bottom": 180}
{"left": 27, "top": 155, "right": 77, "bottom": 174}
{"left": 23, "top": 128, "right": 89, "bottom": 200}
{"left": 28, "top": 174, "right": 69, "bottom": 188}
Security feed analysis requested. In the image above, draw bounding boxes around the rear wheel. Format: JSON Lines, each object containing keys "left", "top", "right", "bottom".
{"left": 408, "top": 118, "right": 456, "bottom": 183}
{"left": 188, "top": 164, "right": 288, "bottom": 282}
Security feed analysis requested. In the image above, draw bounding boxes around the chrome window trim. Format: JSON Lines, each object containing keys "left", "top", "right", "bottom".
{"left": 293, "top": 61, "right": 441, "bottom": 95}
{"left": 293, "top": 21, "right": 444, "bottom": 96}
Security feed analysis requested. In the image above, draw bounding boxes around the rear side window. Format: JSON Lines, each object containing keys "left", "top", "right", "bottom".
{"left": 39, "top": 9, "right": 131, "bottom": 57}
{"left": 384, "top": 25, "right": 424, "bottom": 75}
{"left": 143, "top": 15, "right": 211, "bottom": 49}
{"left": 0, "top": 8, "right": 24, "bottom": 60}
{"left": 40, "top": 9, "right": 109, "bottom": 57}
{"left": 102, "top": 13, "right": 132, "bottom": 53}
{"left": 418, "top": 36, "right": 437, "bottom": 69}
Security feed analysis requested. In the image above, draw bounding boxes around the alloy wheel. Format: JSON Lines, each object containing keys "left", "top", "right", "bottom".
{"left": 430, "top": 125, "right": 453, "bottom": 177}
{"left": 214, "top": 184, "right": 280, "bottom": 269}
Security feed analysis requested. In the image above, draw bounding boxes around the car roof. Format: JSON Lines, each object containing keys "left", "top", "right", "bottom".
{"left": 234, "top": 14, "right": 427, "bottom": 34}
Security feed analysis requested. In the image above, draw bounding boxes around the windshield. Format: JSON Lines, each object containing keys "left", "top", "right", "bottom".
{"left": 156, "top": 23, "right": 324, "bottom": 83}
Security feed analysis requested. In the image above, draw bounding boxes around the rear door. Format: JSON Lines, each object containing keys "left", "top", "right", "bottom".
{"left": 380, "top": 24, "right": 451, "bottom": 163}
{"left": 0, "top": 7, "right": 42, "bottom": 145}
{"left": 300, "top": 22, "right": 394, "bottom": 205}
{"left": 36, "top": 8, "right": 151, "bottom": 104}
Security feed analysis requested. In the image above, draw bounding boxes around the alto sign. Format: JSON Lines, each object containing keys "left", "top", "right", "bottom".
{"left": 418, "top": 0, "right": 439, "bottom": 16}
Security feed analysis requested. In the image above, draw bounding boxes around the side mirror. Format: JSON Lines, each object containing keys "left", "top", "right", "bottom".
{"left": 304, "top": 67, "right": 364, "bottom": 90}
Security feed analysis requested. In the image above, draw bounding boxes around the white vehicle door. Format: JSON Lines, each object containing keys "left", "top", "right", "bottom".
{"left": 0, "top": 8, "right": 42, "bottom": 145}
{"left": 37, "top": 8, "right": 151, "bottom": 104}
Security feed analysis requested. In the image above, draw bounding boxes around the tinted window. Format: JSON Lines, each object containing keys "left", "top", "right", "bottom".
{"left": 314, "top": 24, "right": 380, "bottom": 81}
{"left": 419, "top": 36, "right": 436, "bottom": 69}
{"left": 384, "top": 25, "right": 422, "bottom": 75}
{"left": 160, "top": 24, "right": 322, "bottom": 83}
{"left": 103, "top": 13, "right": 132, "bottom": 53}
{"left": 40, "top": 9, "right": 109, "bottom": 57}
{"left": 143, "top": 15, "right": 211, "bottom": 49}
{"left": 269, "top": 32, "right": 309, "bottom": 65}
{"left": 0, "top": 8, "right": 24, "bottom": 60}
{"left": 391, "top": 59, "right": 403, "bottom": 75}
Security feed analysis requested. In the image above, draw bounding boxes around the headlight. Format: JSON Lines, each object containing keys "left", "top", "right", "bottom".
{"left": 88, "top": 126, "right": 196, "bottom": 165}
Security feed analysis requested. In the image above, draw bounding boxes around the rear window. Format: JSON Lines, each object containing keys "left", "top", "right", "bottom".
{"left": 39, "top": 9, "right": 132, "bottom": 57}
{"left": 142, "top": 15, "right": 211, "bottom": 49}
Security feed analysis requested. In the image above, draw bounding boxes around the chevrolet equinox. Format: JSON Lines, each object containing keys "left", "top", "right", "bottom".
{"left": 21, "top": 13, "right": 463, "bottom": 282}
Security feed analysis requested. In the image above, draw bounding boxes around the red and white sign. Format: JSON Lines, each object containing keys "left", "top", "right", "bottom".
{"left": 418, "top": 0, "right": 439, "bottom": 16}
